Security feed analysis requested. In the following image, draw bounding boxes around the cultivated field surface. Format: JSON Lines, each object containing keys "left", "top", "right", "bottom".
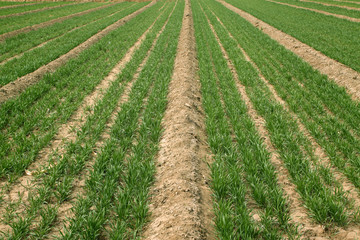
{"left": 0, "top": 0, "right": 359, "bottom": 239}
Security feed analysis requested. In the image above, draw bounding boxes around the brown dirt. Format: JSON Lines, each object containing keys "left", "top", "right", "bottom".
{"left": 142, "top": 0, "right": 215, "bottom": 239}
{"left": 211, "top": 6, "right": 360, "bottom": 239}
{"left": 0, "top": 3, "right": 113, "bottom": 41}
{"left": 0, "top": 3, "right": 136, "bottom": 66}
{"left": 267, "top": 0, "right": 360, "bottom": 21}
{"left": 218, "top": 0, "right": 360, "bottom": 102}
{"left": 0, "top": 2, "right": 42, "bottom": 10}
{"left": 0, "top": 1, "right": 155, "bottom": 105}
{"left": 299, "top": 0, "right": 360, "bottom": 10}
{"left": 0, "top": 2, "right": 79, "bottom": 19}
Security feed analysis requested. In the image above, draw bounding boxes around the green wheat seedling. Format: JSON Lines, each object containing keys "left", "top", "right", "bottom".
{"left": 0, "top": 2, "right": 109, "bottom": 35}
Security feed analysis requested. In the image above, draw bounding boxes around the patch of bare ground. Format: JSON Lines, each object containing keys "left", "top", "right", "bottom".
{"left": 218, "top": 0, "right": 360, "bottom": 102}
{"left": 210, "top": 9, "right": 360, "bottom": 239}
{"left": 0, "top": 2, "right": 42, "bottom": 10}
{"left": 0, "top": 2, "right": 79, "bottom": 19}
{"left": 0, "top": 3, "right": 136, "bottom": 66}
{"left": 143, "top": 0, "right": 215, "bottom": 239}
{"left": 0, "top": 3, "right": 113, "bottom": 41}
{"left": 266, "top": 0, "right": 360, "bottom": 22}
{"left": 203, "top": 9, "right": 327, "bottom": 239}
{"left": 299, "top": 0, "right": 360, "bottom": 10}
{"left": 0, "top": 1, "right": 155, "bottom": 105}
{"left": 0, "top": 4, "right": 164, "bottom": 235}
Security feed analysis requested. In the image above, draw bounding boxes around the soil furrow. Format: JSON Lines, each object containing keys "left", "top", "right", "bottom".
{"left": 0, "top": 3, "right": 42, "bottom": 10}
{"left": 267, "top": 0, "right": 360, "bottom": 21}
{"left": 0, "top": 3, "right": 136, "bottom": 66}
{"left": 0, "top": 2, "right": 80, "bottom": 19}
{"left": 204, "top": 9, "right": 328, "bottom": 239}
{"left": 211, "top": 10, "right": 360, "bottom": 238}
{"left": 0, "top": 3, "right": 114, "bottom": 41}
{"left": 0, "top": 1, "right": 155, "bottom": 105}
{"left": 0, "top": 4, "right": 163, "bottom": 234}
{"left": 299, "top": 0, "right": 360, "bottom": 10}
{"left": 143, "top": 0, "right": 214, "bottom": 239}
{"left": 218, "top": 0, "right": 360, "bottom": 101}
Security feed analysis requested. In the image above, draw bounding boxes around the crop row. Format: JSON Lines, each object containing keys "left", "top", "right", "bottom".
{"left": 0, "top": 2, "right": 37, "bottom": 7}
{"left": 0, "top": 2, "right": 108, "bottom": 35}
{"left": 193, "top": 0, "right": 360, "bottom": 237}
{"left": 192, "top": 1, "right": 294, "bottom": 238}
{"left": 62, "top": 3, "right": 184, "bottom": 238}
{"left": 0, "top": 2, "right": 147, "bottom": 87}
{"left": 0, "top": 2, "right": 135, "bottom": 62}
{"left": 223, "top": 0, "right": 360, "bottom": 72}
{"left": 209, "top": 0, "right": 360, "bottom": 191}
{"left": 309, "top": 0, "right": 360, "bottom": 8}
{"left": 1, "top": 1, "right": 184, "bottom": 238}
{"left": 269, "top": 0, "right": 360, "bottom": 18}
{"left": 0, "top": 1, "right": 72, "bottom": 17}
{"left": 0, "top": 1, "right": 156, "bottom": 183}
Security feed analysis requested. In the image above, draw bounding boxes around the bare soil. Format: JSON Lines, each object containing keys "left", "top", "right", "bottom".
{"left": 266, "top": 0, "right": 360, "bottom": 22}
{"left": 219, "top": 0, "right": 360, "bottom": 102}
{"left": 143, "top": 0, "right": 215, "bottom": 239}
{"left": 0, "top": 1, "right": 155, "bottom": 104}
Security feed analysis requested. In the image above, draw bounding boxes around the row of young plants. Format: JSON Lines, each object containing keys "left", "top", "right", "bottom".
{"left": 0, "top": 2, "right": 147, "bottom": 87}
{"left": 1, "top": 2, "right": 177, "bottom": 238}
{"left": 0, "top": 2, "right": 136, "bottom": 62}
{"left": 0, "top": 2, "right": 108, "bottom": 35}
{"left": 0, "top": 1, "right": 71, "bottom": 16}
{"left": 203, "top": 0, "right": 359, "bottom": 225}
{"left": 0, "top": 2, "right": 37, "bottom": 7}
{"left": 192, "top": 0, "right": 296, "bottom": 238}
{"left": 268, "top": 0, "right": 360, "bottom": 18}
{"left": 207, "top": 0, "right": 360, "bottom": 192}
{"left": 308, "top": 0, "right": 360, "bottom": 8}
{"left": 223, "top": 0, "right": 360, "bottom": 72}
{"left": 61, "top": 3, "right": 184, "bottom": 238}
{"left": 0, "top": 1, "right": 162, "bottom": 183}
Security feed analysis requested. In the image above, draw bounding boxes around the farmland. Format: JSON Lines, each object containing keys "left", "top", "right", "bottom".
{"left": 0, "top": 0, "right": 359, "bottom": 239}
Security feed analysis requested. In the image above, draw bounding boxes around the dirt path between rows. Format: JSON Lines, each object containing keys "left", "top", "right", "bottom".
{"left": 0, "top": 3, "right": 113, "bottom": 41}
{"left": 0, "top": 2, "right": 79, "bottom": 19}
{"left": 0, "top": 2, "right": 42, "bottom": 10}
{"left": 143, "top": 0, "right": 215, "bottom": 239}
{"left": 267, "top": 0, "right": 360, "bottom": 21}
{"left": 299, "top": 0, "right": 360, "bottom": 10}
{"left": 218, "top": 0, "right": 360, "bottom": 102}
{"left": 0, "top": 1, "right": 155, "bottom": 105}
{"left": 209, "top": 6, "right": 360, "bottom": 238}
